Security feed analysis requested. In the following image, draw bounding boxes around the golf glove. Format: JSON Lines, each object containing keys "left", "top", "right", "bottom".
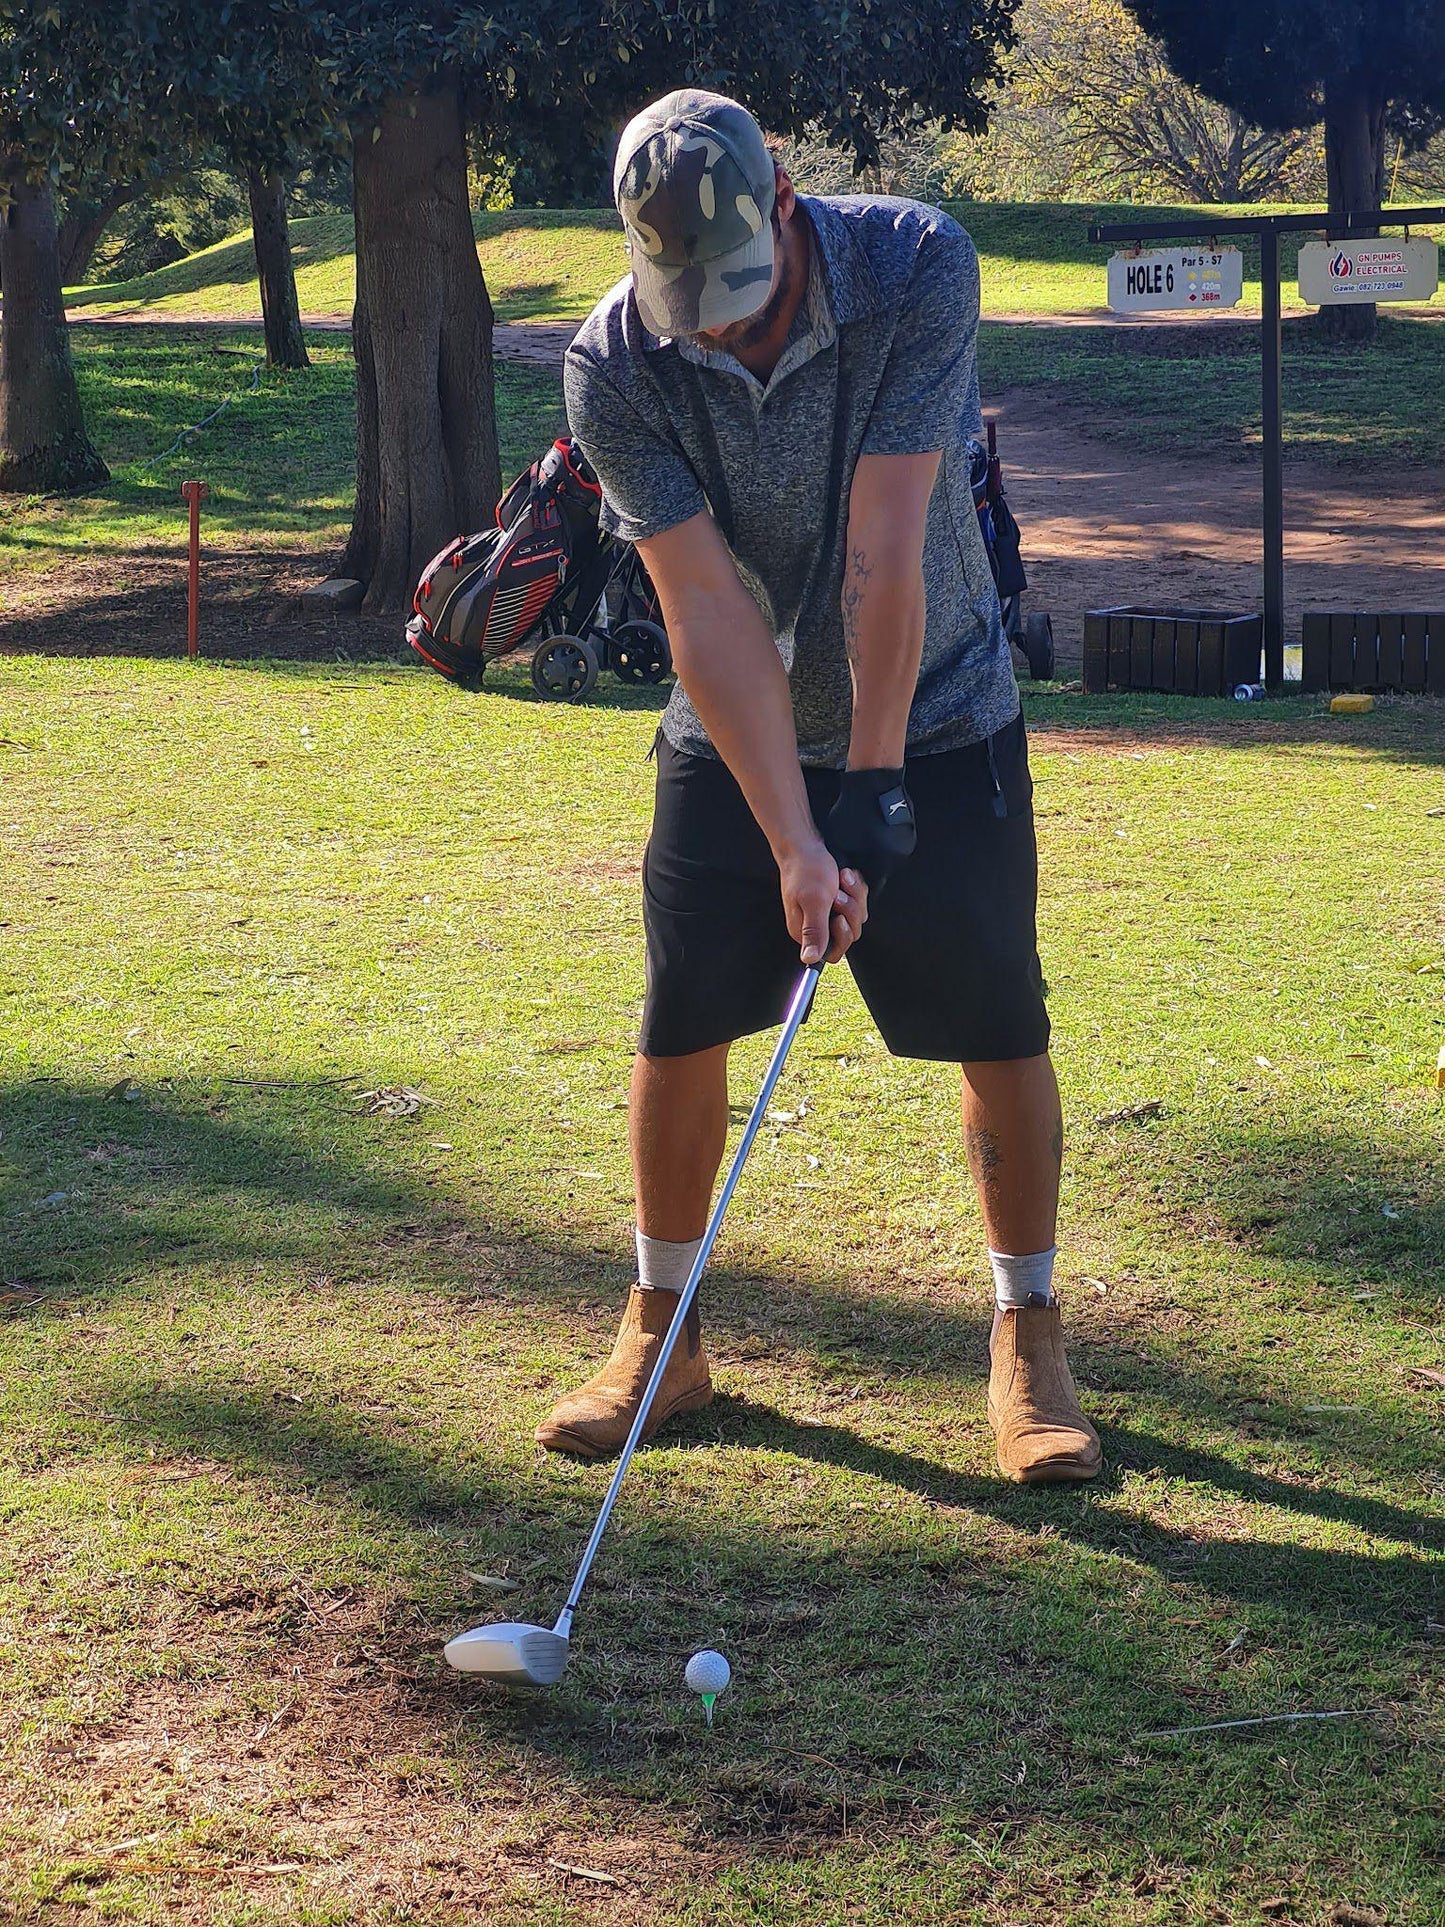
{"left": 824, "top": 767, "right": 916, "bottom": 893}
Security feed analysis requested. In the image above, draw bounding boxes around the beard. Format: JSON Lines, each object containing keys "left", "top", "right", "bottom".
{"left": 691, "top": 223, "right": 798, "bottom": 353}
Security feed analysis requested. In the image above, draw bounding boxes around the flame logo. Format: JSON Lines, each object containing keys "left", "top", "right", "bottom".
{"left": 1329, "top": 251, "right": 1352, "bottom": 278}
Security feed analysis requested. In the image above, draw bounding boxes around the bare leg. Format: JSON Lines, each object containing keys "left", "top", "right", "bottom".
{"left": 960, "top": 1052, "right": 1064, "bottom": 1254}
{"left": 963, "top": 1053, "right": 1099, "bottom": 1482}
{"left": 535, "top": 1044, "right": 729, "bottom": 1458}
{"left": 630, "top": 1043, "right": 731, "bottom": 1241}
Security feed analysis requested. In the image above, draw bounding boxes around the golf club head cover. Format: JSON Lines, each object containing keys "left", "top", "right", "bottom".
{"left": 824, "top": 767, "right": 916, "bottom": 894}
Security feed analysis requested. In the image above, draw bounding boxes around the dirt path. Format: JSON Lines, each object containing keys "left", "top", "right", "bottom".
{"left": 17, "top": 314, "right": 1445, "bottom": 666}
{"left": 987, "top": 391, "right": 1445, "bottom": 671}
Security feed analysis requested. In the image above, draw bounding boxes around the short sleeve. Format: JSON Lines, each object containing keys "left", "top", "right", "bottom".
{"left": 859, "top": 224, "right": 982, "bottom": 455}
{"left": 563, "top": 347, "right": 707, "bottom": 544}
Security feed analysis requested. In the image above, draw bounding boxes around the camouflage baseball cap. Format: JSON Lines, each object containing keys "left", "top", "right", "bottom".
{"left": 613, "top": 89, "right": 777, "bottom": 337}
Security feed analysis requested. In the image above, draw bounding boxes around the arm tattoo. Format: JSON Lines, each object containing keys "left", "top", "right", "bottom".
{"left": 841, "top": 542, "right": 873, "bottom": 673}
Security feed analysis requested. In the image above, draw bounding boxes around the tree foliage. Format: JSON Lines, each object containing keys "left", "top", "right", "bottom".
{"left": 1121, "top": 0, "right": 1445, "bottom": 138}
{"left": 996, "top": 0, "right": 1319, "bottom": 202}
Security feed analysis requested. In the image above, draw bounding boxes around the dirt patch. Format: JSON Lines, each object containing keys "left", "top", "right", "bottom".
{"left": 0, "top": 546, "right": 404, "bottom": 662}
{"left": 991, "top": 389, "right": 1445, "bottom": 674}
{"left": 16, "top": 1591, "right": 703, "bottom": 1920}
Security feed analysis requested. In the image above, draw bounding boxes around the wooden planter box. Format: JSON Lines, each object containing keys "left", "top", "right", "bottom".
{"left": 1301, "top": 612, "right": 1445, "bottom": 693}
{"left": 1083, "top": 607, "right": 1263, "bottom": 696}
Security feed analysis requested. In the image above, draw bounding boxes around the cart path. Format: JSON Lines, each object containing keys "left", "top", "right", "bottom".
{"left": 28, "top": 313, "right": 1445, "bottom": 669}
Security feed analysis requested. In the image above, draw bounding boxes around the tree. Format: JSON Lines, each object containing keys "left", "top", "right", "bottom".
{"left": 0, "top": 175, "right": 108, "bottom": 491}
{"left": 1121, "top": 0, "right": 1445, "bottom": 339}
{"left": 56, "top": 178, "right": 142, "bottom": 286}
{"left": 4, "top": 0, "right": 1022, "bottom": 600}
{"left": 244, "top": 164, "right": 310, "bottom": 369}
{"left": 1006, "top": 0, "right": 1317, "bottom": 203}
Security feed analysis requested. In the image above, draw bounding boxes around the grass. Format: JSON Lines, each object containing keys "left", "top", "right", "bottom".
{"left": 67, "top": 201, "right": 1445, "bottom": 325}
{"left": 65, "top": 208, "right": 627, "bottom": 324}
{"left": 0, "top": 331, "right": 566, "bottom": 598}
{"left": 46, "top": 202, "right": 1445, "bottom": 500}
{"left": 1, "top": 657, "right": 1443, "bottom": 1924}
{"left": 980, "top": 308, "right": 1445, "bottom": 462}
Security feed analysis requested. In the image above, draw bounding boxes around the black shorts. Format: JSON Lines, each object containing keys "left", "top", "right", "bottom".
{"left": 639, "top": 711, "right": 1050, "bottom": 1063}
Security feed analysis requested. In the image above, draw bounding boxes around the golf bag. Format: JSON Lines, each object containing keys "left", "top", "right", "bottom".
{"left": 969, "top": 420, "right": 1054, "bottom": 681}
{"left": 407, "top": 436, "right": 612, "bottom": 692}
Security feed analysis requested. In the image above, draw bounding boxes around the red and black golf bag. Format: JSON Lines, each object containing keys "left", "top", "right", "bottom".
{"left": 406, "top": 437, "right": 609, "bottom": 691}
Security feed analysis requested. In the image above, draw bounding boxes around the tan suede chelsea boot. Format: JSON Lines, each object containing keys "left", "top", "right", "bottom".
{"left": 535, "top": 1285, "right": 713, "bottom": 1460}
{"left": 987, "top": 1301, "right": 1102, "bottom": 1484}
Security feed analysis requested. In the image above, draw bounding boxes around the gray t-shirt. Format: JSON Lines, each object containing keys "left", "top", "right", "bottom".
{"left": 563, "top": 193, "right": 1018, "bottom": 769}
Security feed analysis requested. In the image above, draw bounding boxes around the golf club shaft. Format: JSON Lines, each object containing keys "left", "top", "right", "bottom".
{"left": 555, "top": 964, "right": 822, "bottom": 1638}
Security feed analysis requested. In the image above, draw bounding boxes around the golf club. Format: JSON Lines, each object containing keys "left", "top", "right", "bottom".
{"left": 444, "top": 962, "right": 823, "bottom": 1684}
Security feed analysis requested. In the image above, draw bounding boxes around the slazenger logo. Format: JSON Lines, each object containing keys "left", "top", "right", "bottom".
{"left": 1329, "top": 251, "right": 1352, "bottom": 278}
{"left": 887, "top": 799, "right": 910, "bottom": 816}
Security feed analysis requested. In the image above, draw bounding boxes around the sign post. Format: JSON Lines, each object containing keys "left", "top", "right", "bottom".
{"left": 180, "top": 479, "right": 209, "bottom": 660}
{"left": 1088, "top": 205, "right": 1445, "bottom": 690}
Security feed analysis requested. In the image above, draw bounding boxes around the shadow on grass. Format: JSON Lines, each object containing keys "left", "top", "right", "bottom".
{"left": 5, "top": 1073, "right": 1442, "bottom": 1508}
{"left": 727, "top": 1402, "right": 1443, "bottom": 1614}
{"left": 1022, "top": 690, "right": 1445, "bottom": 764}
{"left": 5, "top": 1072, "right": 1443, "bottom": 1892}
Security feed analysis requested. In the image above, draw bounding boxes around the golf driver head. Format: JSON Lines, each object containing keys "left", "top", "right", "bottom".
{"left": 442, "top": 1620, "right": 571, "bottom": 1686}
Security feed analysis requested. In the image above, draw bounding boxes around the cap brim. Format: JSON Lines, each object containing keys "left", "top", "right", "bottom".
{"left": 631, "top": 223, "right": 775, "bottom": 338}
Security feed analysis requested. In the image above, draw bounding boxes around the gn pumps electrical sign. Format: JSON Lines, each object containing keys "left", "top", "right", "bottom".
{"left": 1296, "top": 238, "right": 1439, "bottom": 305}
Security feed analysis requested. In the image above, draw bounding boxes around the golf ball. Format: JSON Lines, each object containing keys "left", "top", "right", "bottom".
{"left": 685, "top": 1649, "right": 731, "bottom": 1698}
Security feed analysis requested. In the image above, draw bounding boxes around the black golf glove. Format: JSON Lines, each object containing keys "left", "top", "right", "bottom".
{"left": 824, "top": 767, "right": 917, "bottom": 894}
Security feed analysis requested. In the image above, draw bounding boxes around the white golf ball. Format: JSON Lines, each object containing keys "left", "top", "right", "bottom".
{"left": 685, "top": 1649, "right": 731, "bottom": 1698}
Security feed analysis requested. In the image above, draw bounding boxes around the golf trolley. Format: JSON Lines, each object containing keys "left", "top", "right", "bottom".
{"left": 971, "top": 419, "right": 1055, "bottom": 682}
{"left": 527, "top": 540, "right": 671, "bottom": 703}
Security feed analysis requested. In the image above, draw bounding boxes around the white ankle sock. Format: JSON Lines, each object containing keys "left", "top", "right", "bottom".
{"left": 636, "top": 1230, "right": 703, "bottom": 1293}
{"left": 988, "top": 1246, "right": 1058, "bottom": 1310}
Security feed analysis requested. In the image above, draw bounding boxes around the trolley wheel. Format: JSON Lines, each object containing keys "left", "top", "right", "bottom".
{"left": 530, "top": 634, "right": 599, "bottom": 702}
{"left": 611, "top": 619, "right": 672, "bottom": 685}
{"left": 1023, "top": 611, "right": 1055, "bottom": 682}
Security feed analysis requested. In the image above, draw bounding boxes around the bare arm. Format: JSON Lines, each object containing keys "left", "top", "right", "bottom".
{"left": 841, "top": 449, "right": 941, "bottom": 768}
{"left": 637, "top": 511, "right": 866, "bottom": 965}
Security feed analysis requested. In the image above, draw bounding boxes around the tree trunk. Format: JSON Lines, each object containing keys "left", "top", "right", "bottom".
{"left": 56, "top": 182, "right": 139, "bottom": 288}
{"left": 340, "top": 82, "right": 500, "bottom": 612}
{"left": 245, "top": 165, "right": 310, "bottom": 370}
{"left": 1319, "top": 70, "right": 1387, "bottom": 346}
{"left": 0, "top": 177, "right": 109, "bottom": 494}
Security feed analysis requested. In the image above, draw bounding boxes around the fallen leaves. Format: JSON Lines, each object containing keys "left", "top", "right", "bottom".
{"left": 1403, "top": 1366, "right": 1445, "bottom": 1392}
{"left": 359, "top": 1086, "right": 437, "bottom": 1118}
{"left": 1093, "top": 1098, "right": 1164, "bottom": 1127}
{"left": 547, "top": 1858, "right": 623, "bottom": 1887}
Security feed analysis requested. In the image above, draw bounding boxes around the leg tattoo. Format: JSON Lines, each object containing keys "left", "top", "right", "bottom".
{"left": 965, "top": 1121, "right": 1004, "bottom": 1200}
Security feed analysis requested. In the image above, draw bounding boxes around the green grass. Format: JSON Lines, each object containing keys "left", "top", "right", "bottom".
{"left": 66, "top": 200, "right": 1445, "bottom": 325}
{"left": 66, "top": 208, "right": 627, "bottom": 324}
{"left": 980, "top": 308, "right": 1445, "bottom": 462}
{"left": 1, "top": 659, "right": 1443, "bottom": 1924}
{"left": 50, "top": 202, "right": 1445, "bottom": 493}
{"left": 0, "top": 331, "right": 565, "bottom": 597}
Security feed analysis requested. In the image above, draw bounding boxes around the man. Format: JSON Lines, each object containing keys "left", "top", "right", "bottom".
{"left": 542, "top": 88, "right": 1100, "bottom": 1485}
